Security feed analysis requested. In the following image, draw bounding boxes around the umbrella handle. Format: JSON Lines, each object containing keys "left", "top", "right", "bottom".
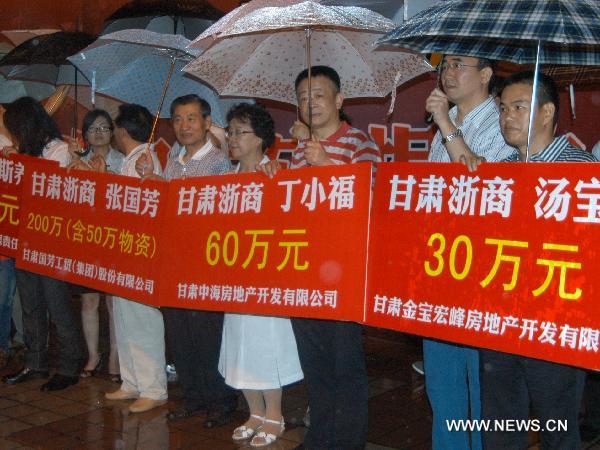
{"left": 147, "top": 57, "right": 176, "bottom": 147}
{"left": 305, "top": 27, "right": 313, "bottom": 140}
{"left": 525, "top": 40, "right": 542, "bottom": 162}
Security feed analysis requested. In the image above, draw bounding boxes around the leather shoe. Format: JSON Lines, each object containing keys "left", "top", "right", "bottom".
{"left": 128, "top": 397, "right": 166, "bottom": 413}
{"left": 3, "top": 367, "right": 49, "bottom": 384}
{"left": 167, "top": 406, "right": 206, "bottom": 422}
{"left": 105, "top": 389, "right": 138, "bottom": 401}
{"left": 204, "top": 409, "right": 234, "bottom": 428}
{"left": 581, "top": 424, "right": 600, "bottom": 442}
{"left": 40, "top": 374, "right": 78, "bottom": 391}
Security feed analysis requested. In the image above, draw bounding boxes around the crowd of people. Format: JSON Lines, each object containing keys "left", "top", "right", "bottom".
{"left": 0, "top": 57, "right": 598, "bottom": 450}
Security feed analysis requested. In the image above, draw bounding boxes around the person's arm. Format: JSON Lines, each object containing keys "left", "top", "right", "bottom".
{"left": 425, "top": 88, "right": 484, "bottom": 171}
{"left": 135, "top": 152, "right": 164, "bottom": 181}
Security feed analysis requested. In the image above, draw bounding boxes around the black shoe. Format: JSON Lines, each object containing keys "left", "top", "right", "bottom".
{"left": 167, "top": 406, "right": 206, "bottom": 422}
{"left": 203, "top": 394, "right": 237, "bottom": 428}
{"left": 581, "top": 424, "right": 600, "bottom": 442}
{"left": 3, "top": 367, "right": 49, "bottom": 384}
{"left": 203, "top": 408, "right": 234, "bottom": 428}
{"left": 40, "top": 374, "right": 79, "bottom": 392}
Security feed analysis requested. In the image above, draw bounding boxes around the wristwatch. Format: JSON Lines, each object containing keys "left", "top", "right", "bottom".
{"left": 441, "top": 128, "right": 463, "bottom": 145}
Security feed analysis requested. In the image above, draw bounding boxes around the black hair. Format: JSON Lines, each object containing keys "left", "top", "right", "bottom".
{"left": 3, "top": 96, "right": 62, "bottom": 157}
{"left": 501, "top": 70, "right": 560, "bottom": 126}
{"left": 170, "top": 94, "right": 211, "bottom": 118}
{"left": 295, "top": 65, "right": 341, "bottom": 92}
{"left": 114, "top": 104, "right": 153, "bottom": 143}
{"left": 82, "top": 109, "right": 113, "bottom": 144}
{"left": 477, "top": 58, "right": 497, "bottom": 95}
{"left": 226, "top": 103, "right": 275, "bottom": 151}
{"left": 294, "top": 65, "right": 352, "bottom": 125}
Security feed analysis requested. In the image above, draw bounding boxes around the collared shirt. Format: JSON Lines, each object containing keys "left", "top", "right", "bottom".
{"left": 503, "top": 135, "right": 598, "bottom": 162}
{"left": 120, "top": 143, "right": 162, "bottom": 178}
{"left": 291, "top": 121, "right": 381, "bottom": 169}
{"left": 163, "top": 140, "right": 231, "bottom": 180}
{"left": 42, "top": 139, "right": 71, "bottom": 168}
{"left": 429, "top": 96, "right": 517, "bottom": 163}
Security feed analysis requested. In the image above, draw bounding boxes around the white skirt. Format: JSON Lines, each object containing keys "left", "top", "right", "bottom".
{"left": 219, "top": 313, "right": 303, "bottom": 390}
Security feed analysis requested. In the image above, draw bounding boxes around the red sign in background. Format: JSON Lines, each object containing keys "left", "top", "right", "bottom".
{"left": 367, "top": 162, "right": 600, "bottom": 370}
{"left": 159, "top": 163, "right": 372, "bottom": 322}
{"left": 16, "top": 164, "right": 169, "bottom": 305}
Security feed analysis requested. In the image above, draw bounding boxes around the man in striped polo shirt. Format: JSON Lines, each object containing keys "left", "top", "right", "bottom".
{"left": 259, "top": 65, "right": 381, "bottom": 450}
{"left": 480, "top": 71, "right": 595, "bottom": 450}
{"left": 424, "top": 55, "right": 517, "bottom": 450}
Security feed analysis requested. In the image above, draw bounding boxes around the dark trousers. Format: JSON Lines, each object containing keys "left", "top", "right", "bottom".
{"left": 480, "top": 349, "right": 585, "bottom": 450}
{"left": 582, "top": 371, "right": 600, "bottom": 429}
{"left": 291, "top": 318, "right": 368, "bottom": 450}
{"left": 15, "top": 269, "right": 82, "bottom": 376}
{"left": 163, "top": 308, "right": 236, "bottom": 411}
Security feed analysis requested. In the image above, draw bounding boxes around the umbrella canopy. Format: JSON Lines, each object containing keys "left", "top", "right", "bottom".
{"left": 0, "top": 31, "right": 95, "bottom": 85}
{"left": 377, "top": 0, "right": 600, "bottom": 66}
{"left": 377, "top": 0, "right": 600, "bottom": 160}
{"left": 184, "top": 1, "right": 430, "bottom": 105}
{"left": 0, "top": 29, "right": 60, "bottom": 47}
{"left": 0, "top": 74, "right": 55, "bottom": 102}
{"left": 68, "top": 30, "right": 246, "bottom": 125}
{"left": 190, "top": 0, "right": 307, "bottom": 51}
{"left": 101, "top": 0, "right": 223, "bottom": 40}
{"left": 0, "top": 30, "right": 61, "bottom": 102}
{"left": 496, "top": 62, "right": 600, "bottom": 87}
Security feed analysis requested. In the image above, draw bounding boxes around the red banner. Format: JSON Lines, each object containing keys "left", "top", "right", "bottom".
{"left": 16, "top": 163, "right": 169, "bottom": 305}
{"left": 0, "top": 155, "right": 57, "bottom": 258}
{"left": 7, "top": 156, "right": 600, "bottom": 369}
{"left": 367, "top": 162, "right": 600, "bottom": 370}
{"left": 159, "top": 163, "right": 372, "bottom": 322}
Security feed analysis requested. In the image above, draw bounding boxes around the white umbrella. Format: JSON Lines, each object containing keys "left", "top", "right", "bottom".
{"left": 184, "top": 1, "right": 430, "bottom": 106}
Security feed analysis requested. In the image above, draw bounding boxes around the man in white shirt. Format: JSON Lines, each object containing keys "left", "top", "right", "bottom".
{"left": 423, "top": 54, "right": 517, "bottom": 450}
{"left": 103, "top": 104, "right": 167, "bottom": 414}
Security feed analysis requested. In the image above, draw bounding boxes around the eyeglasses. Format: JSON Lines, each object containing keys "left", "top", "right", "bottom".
{"left": 88, "top": 126, "right": 112, "bottom": 133}
{"left": 225, "top": 130, "right": 254, "bottom": 138}
{"left": 440, "top": 62, "right": 479, "bottom": 72}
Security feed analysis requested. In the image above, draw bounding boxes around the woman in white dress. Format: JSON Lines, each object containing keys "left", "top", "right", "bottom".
{"left": 219, "top": 103, "right": 303, "bottom": 448}
{"left": 68, "top": 110, "right": 123, "bottom": 383}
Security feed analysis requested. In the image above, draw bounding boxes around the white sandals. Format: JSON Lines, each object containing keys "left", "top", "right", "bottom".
{"left": 250, "top": 417, "right": 285, "bottom": 448}
{"left": 232, "top": 414, "right": 265, "bottom": 441}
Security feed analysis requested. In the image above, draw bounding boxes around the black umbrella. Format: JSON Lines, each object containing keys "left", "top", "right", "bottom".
{"left": 0, "top": 31, "right": 96, "bottom": 130}
{"left": 101, "top": 0, "right": 223, "bottom": 40}
{"left": 0, "top": 31, "right": 95, "bottom": 84}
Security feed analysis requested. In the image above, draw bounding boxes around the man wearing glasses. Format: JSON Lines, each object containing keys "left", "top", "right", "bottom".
{"left": 423, "top": 54, "right": 517, "bottom": 450}
{"left": 136, "top": 94, "right": 238, "bottom": 426}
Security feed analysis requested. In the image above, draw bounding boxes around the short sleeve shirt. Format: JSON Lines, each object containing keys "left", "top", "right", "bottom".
{"left": 163, "top": 140, "right": 232, "bottom": 180}
{"left": 291, "top": 122, "right": 381, "bottom": 169}
{"left": 429, "top": 96, "right": 517, "bottom": 163}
